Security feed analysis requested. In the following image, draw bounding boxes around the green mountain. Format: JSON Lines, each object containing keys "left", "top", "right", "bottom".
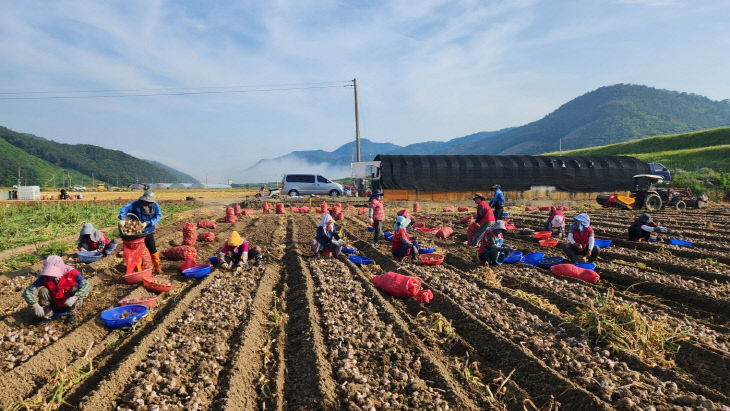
{"left": 0, "top": 136, "right": 89, "bottom": 187}
{"left": 546, "top": 127, "right": 730, "bottom": 172}
{"left": 0, "top": 125, "right": 199, "bottom": 187}
{"left": 440, "top": 84, "right": 730, "bottom": 155}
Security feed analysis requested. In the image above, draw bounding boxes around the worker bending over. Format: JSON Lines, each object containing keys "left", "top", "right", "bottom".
{"left": 467, "top": 193, "right": 496, "bottom": 247}
{"left": 477, "top": 220, "right": 511, "bottom": 266}
{"left": 218, "top": 231, "right": 262, "bottom": 271}
{"left": 78, "top": 222, "right": 117, "bottom": 255}
{"left": 391, "top": 216, "right": 420, "bottom": 262}
{"left": 545, "top": 207, "right": 566, "bottom": 238}
{"left": 23, "top": 255, "right": 90, "bottom": 324}
{"left": 311, "top": 214, "right": 344, "bottom": 257}
{"left": 561, "top": 214, "right": 599, "bottom": 263}
{"left": 118, "top": 190, "right": 163, "bottom": 274}
{"left": 628, "top": 213, "right": 668, "bottom": 241}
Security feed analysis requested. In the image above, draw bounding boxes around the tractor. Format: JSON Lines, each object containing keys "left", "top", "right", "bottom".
{"left": 596, "top": 174, "right": 707, "bottom": 211}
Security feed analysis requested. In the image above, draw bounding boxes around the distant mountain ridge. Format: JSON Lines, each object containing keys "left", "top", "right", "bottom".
{"left": 0, "top": 125, "right": 199, "bottom": 187}
{"left": 246, "top": 84, "right": 730, "bottom": 175}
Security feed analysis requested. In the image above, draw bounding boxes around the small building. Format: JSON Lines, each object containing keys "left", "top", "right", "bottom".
{"left": 149, "top": 183, "right": 171, "bottom": 190}
{"left": 16, "top": 186, "right": 41, "bottom": 201}
{"left": 128, "top": 184, "right": 145, "bottom": 190}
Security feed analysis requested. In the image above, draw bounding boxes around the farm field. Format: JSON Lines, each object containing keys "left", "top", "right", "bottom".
{"left": 31, "top": 189, "right": 260, "bottom": 202}
{"left": 1, "top": 200, "right": 729, "bottom": 409}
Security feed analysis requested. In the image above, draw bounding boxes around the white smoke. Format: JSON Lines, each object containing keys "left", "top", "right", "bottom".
{"left": 235, "top": 156, "right": 352, "bottom": 183}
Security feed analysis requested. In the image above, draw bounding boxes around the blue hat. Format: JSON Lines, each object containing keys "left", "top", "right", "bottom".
{"left": 370, "top": 189, "right": 383, "bottom": 198}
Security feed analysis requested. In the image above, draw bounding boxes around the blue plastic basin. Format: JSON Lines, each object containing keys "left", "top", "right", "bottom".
{"left": 574, "top": 262, "right": 597, "bottom": 270}
{"left": 349, "top": 255, "right": 372, "bottom": 266}
{"left": 78, "top": 250, "right": 103, "bottom": 263}
{"left": 521, "top": 252, "right": 545, "bottom": 266}
{"left": 594, "top": 239, "right": 612, "bottom": 248}
{"left": 538, "top": 256, "right": 564, "bottom": 268}
{"left": 366, "top": 226, "right": 375, "bottom": 232}
{"left": 183, "top": 265, "right": 211, "bottom": 278}
{"left": 503, "top": 251, "right": 522, "bottom": 264}
{"left": 100, "top": 305, "right": 148, "bottom": 329}
{"left": 502, "top": 212, "right": 509, "bottom": 218}
{"left": 418, "top": 247, "right": 436, "bottom": 254}
{"left": 670, "top": 238, "right": 692, "bottom": 247}
{"left": 341, "top": 247, "right": 357, "bottom": 254}
{"left": 384, "top": 232, "right": 393, "bottom": 242}
{"left": 648, "top": 237, "right": 657, "bottom": 242}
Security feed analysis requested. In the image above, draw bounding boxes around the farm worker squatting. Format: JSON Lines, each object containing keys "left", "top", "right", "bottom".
{"left": 22, "top": 255, "right": 91, "bottom": 324}
{"left": 561, "top": 213, "right": 600, "bottom": 263}
{"left": 628, "top": 213, "right": 669, "bottom": 241}
{"left": 477, "top": 220, "right": 512, "bottom": 266}
{"left": 545, "top": 207, "right": 566, "bottom": 238}
{"left": 311, "top": 213, "right": 344, "bottom": 257}
{"left": 118, "top": 190, "right": 163, "bottom": 274}
{"left": 217, "top": 231, "right": 262, "bottom": 272}
{"left": 368, "top": 189, "right": 385, "bottom": 245}
{"left": 78, "top": 222, "right": 117, "bottom": 255}
{"left": 489, "top": 184, "right": 505, "bottom": 223}
{"left": 391, "top": 216, "right": 421, "bottom": 262}
{"left": 467, "top": 193, "right": 496, "bottom": 247}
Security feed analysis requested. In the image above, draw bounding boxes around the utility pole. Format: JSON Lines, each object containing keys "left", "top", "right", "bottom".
{"left": 17, "top": 167, "right": 21, "bottom": 186}
{"left": 559, "top": 137, "right": 562, "bottom": 156}
{"left": 353, "top": 78, "right": 361, "bottom": 162}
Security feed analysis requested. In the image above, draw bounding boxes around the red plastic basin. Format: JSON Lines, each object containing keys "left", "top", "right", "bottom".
{"left": 534, "top": 231, "right": 552, "bottom": 239}
{"left": 119, "top": 295, "right": 157, "bottom": 309}
{"left": 539, "top": 239, "right": 559, "bottom": 247}
{"left": 123, "top": 268, "right": 152, "bottom": 284}
{"left": 143, "top": 277, "right": 174, "bottom": 293}
{"left": 420, "top": 253, "right": 445, "bottom": 266}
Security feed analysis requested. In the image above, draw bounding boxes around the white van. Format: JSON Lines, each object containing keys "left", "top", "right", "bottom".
{"left": 281, "top": 174, "right": 343, "bottom": 197}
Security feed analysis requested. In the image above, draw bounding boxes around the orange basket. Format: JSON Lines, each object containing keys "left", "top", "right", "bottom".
{"left": 419, "top": 253, "right": 445, "bottom": 266}
{"left": 143, "top": 277, "right": 174, "bottom": 293}
{"left": 539, "top": 239, "right": 558, "bottom": 247}
{"left": 123, "top": 268, "right": 152, "bottom": 284}
{"left": 119, "top": 295, "right": 157, "bottom": 309}
{"left": 534, "top": 231, "right": 552, "bottom": 239}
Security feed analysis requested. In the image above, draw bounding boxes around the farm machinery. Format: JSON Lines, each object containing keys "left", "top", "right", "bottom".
{"left": 596, "top": 174, "right": 708, "bottom": 211}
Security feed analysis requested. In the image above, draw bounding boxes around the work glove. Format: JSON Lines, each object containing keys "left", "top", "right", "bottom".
{"left": 96, "top": 243, "right": 105, "bottom": 253}
{"left": 33, "top": 303, "right": 45, "bottom": 318}
{"left": 368, "top": 218, "right": 373, "bottom": 225}
{"left": 64, "top": 296, "right": 78, "bottom": 308}
{"left": 141, "top": 222, "right": 148, "bottom": 228}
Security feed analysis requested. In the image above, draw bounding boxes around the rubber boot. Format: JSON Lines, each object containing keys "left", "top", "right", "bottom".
{"left": 136, "top": 258, "right": 142, "bottom": 272}
{"left": 151, "top": 252, "right": 163, "bottom": 274}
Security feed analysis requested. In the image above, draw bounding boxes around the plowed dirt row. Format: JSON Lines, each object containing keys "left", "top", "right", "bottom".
{"left": 338, "top": 211, "right": 724, "bottom": 405}
{"left": 2, "top": 202, "right": 729, "bottom": 409}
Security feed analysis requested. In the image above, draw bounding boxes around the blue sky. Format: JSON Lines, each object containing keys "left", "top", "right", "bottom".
{"left": 1, "top": 0, "right": 729, "bottom": 182}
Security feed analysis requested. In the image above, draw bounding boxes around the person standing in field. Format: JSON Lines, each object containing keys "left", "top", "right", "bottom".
{"left": 467, "top": 193, "right": 496, "bottom": 247}
{"left": 118, "top": 190, "right": 163, "bottom": 274}
{"left": 23, "top": 255, "right": 90, "bottom": 324}
{"left": 368, "top": 189, "right": 385, "bottom": 245}
{"left": 489, "top": 184, "right": 505, "bottom": 222}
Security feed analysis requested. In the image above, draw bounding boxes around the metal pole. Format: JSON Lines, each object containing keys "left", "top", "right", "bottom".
{"left": 559, "top": 137, "right": 562, "bottom": 156}
{"left": 353, "top": 78, "right": 361, "bottom": 162}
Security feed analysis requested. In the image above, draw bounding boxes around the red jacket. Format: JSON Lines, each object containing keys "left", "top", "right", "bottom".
{"left": 391, "top": 228, "right": 412, "bottom": 253}
{"left": 43, "top": 270, "right": 79, "bottom": 310}
{"left": 571, "top": 227, "right": 594, "bottom": 250}
{"left": 370, "top": 198, "right": 385, "bottom": 221}
{"left": 478, "top": 230, "right": 504, "bottom": 254}
{"left": 474, "top": 200, "right": 495, "bottom": 225}
{"left": 82, "top": 233, "right": 110, "bottom": 251}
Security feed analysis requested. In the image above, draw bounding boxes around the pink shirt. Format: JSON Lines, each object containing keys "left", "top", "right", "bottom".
{"left": 370, "top": 198, "right": 385, "bottom": 221}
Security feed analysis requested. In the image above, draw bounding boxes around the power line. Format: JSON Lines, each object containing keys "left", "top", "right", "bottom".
{"left": 0, "top": 84, "right": 352, "bottom": 100}
{"left": 0, "top": 80, "right": 352, "bottom": 95}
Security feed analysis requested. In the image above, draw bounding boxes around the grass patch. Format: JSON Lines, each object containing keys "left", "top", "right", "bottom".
{"left": 0, "top": 241, "right": 75, "bottom": 273}
{"left": 0, "top": 201, "right": 196, "bottom": 251}
{"left": 509, "top": 290, "right": 561, "bottom": 316}
{"left": 415, "top": 311, "right": 454, "bottom": 345}
{"left": 573, "top": 288, "right": 692, "bottom": 368}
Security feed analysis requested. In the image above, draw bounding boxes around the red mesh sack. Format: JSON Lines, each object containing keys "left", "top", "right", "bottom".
{"left": 225, "top": 214, "right": 238, "bottom": 223}
{"left": 320, "top": 202, "right": 328, "bottom": 211}
{"left": 182, "top": 223, "right": 197, "bottom": 246}
{"left": 358, "top": 207, "right": 367, "bottom": 215}
{"left": 457, "top": 206, "right": 470, "bottom": 212}
{"left": 467, "top": 223, "right": 480, "bottom": 243}
{"left": 179, "top": 256, "right": 196, "bottom": 272}
{"left": 559, "top": 206, "right": 570, "bottom": 211}
{"left": 299, "top": 206, "right": 310, "bottom": 214}
{"left": 242, "top": 209, "right": 254, "bottom": 216}
{"left": 539, "top": 206, "right": 551, "bottom": 211}
{"left": 122, "top": 237, "right": 150, "bottom": 274}
{"left": 198, "top": 220, "right": 216, "bottom": 229}
{"left": 550, "top": 264, "right": 600, "bottom": 284}
{"left": 460, "top": 215, "right": 474, "bottom": 224}
{"left": 370, "top": 272, "right": 421, "bottom": 298}
{"left": 442, "top": 206, "right": 454, "bottom": 212}
{"left": 290, "top": 206, "right": 300, "bottom": 213}
{"left": 413, "top": 202, "right": 420, "bottom": 213}
{"left": 226, "top": 207, "right": 235, "bottom": 216}
{"left": 234, "top": 204, "right": 242, "bottom": 215}
{"left": 334, "top": 212, "right": 344, "bottom": 221}
{"left": 397, "top": 209, "right": 412, "bottom": 220}
{"left": 344, "top": 205, "right": 353, "bottom": 211}
{"left": 197, "top": 232, "right": 215, "bottom": 242}
{"left": 335, "top": 202, "right": 342, "bottom": 208}
{"left": 412, "top": 222, "right": 425, "bottom": 228}
{"left": 436, "top": 227, "right": 454, "bottom": 238}
{"left": 262, "top": 202, "right": 272, "bottom": 214}
{"left": 275, "top": 203, "right": 285, "bottom": 214}
{"left": 162, "top": 245, "right": 197, "bottom": 261}
{"left": 525, "top": 206, "right": 537, "bottom": 211}
{"left": 415, "top": 289, "right": 433, "bottom": 303}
